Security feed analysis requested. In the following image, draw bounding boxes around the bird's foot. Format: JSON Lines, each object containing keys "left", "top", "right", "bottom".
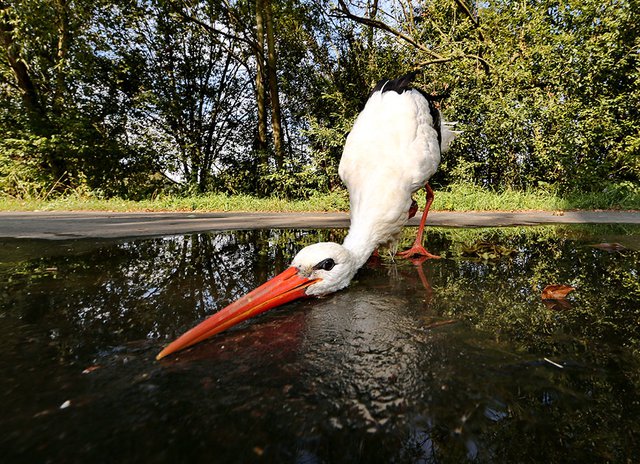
{"left": 398, "top": 244, "right": 440, "bottom": 260}
{"left": 407, "top": 255, "right": 430, "bottom": 266}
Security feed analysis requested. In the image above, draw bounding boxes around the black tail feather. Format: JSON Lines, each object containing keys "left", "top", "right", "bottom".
{"left": 371, "top": 69, "right": 422, "bottom": 95}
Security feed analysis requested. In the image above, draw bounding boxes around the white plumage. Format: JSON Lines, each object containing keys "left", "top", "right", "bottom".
{"left": 339, "top": 82, "right": 456, "bottom": 269}
{"left": 294, "top": 72, "right": 458, "bottom": 296}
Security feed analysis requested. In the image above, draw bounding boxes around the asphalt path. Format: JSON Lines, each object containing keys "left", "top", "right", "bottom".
{"left": 0, "top": 210, "right": 638, "bottom": 240}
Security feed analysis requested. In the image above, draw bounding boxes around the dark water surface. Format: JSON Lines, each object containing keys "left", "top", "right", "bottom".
{"left": 1, "top": 225, "right": 639, "bottom": 463}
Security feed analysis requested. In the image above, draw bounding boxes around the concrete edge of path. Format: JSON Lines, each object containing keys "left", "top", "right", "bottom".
{"left": 0, "top": 210, "right": 638, "bottom": 240}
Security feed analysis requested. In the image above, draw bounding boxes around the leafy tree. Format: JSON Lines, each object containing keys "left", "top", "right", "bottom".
{"left": 447, "top": 0, "right": 640, "bottom": 194}
{"left": 1, "top": 0, "right": 637, "bottom": 199}
{"left": 99, "top": 1, "right": 257, "bottom": 193}
{"left": 0, "top": 0, "right": 168, "bottom": 198}
{"left": 332, "top": 0, "right": 639, "bottom": 194}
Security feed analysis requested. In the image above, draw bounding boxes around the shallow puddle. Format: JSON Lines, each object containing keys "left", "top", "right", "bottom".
{"left": 1, "top": 225, "right": 639, "bottom": 462}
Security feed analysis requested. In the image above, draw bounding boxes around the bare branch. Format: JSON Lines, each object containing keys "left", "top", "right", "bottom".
{"left": 335, "top": 0, "right": 444, "bottom": 61}
{"left": 175, "top": 8, "right": 260, "bottom": 56}
{"left": 336, "top": 0, "right": 490, "bottom": 74}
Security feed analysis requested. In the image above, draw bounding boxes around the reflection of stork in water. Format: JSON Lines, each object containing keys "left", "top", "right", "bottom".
{"left": 157, "top": 71, "right": 458, "bottom": 360}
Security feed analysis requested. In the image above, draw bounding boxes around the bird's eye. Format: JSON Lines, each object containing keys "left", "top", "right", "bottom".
{"left": 313, "top": 258, "right": 336, "bottom": 271}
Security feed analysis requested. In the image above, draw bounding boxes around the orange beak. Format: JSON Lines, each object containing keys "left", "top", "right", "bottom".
{"left": 156, "top": 267, "right": 319, "bottom": 360}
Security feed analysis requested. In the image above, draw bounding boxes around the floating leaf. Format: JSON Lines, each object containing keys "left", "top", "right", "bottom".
{"left": 542, "top": 298, "right": 572, "bottom": 311}
{"left": 82, "top": 365, "right": 101, "bottom": 374}
{"left": 589, "top": 242, "right": 626, "bottom": 252}
{"left": 541, "top": 284, "right": 575, "bottom": 300}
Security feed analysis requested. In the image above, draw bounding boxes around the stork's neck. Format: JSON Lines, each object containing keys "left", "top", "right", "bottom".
{"left": 342, "top": 225, "right": 378, "bottom": 270}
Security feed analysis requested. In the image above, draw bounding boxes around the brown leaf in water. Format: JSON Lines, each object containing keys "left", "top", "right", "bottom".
{"left": 541, "top": 284, "right": 575, "bottom": 300}
{"left": 82, "top": 365, "right": 101, "bottom": 374}
{"left": 542, "top": 298, "right": 572, "bottom": 311}
{"left": 589, "top": 242, "right": 626, "bottom": 252}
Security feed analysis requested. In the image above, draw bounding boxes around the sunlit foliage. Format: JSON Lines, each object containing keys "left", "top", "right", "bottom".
{"left": 1, "top": 0, "right": 638, "bottom": 199}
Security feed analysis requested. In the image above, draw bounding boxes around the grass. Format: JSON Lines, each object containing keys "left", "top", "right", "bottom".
{"left": 433, "top": 183, "right": 640, "bottom": 211}
{"left": 0, "top": 190, "right": 351, "bottom": 213}
{"left": 0, "top": 183, "right": 638, "bottom": 213}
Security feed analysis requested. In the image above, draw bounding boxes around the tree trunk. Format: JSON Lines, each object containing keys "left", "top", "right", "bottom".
{"left": 53, "top": 0, "right": 70, "bottom": 115}
{"left": 0, "top": 3, "right": 44, "bottom": 122}
{"left": 263, "top": 0, "right": 285, "bottom": 169}
{"left": 254, "top": 0, "right": 268, "bottom": 159}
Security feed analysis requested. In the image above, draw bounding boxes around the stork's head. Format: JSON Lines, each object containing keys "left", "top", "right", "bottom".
{"left": 290, "top": 242, "right": 358, "bottom": 296}
{"left": 156, "top": 242, "right": 357, "bottom": 360}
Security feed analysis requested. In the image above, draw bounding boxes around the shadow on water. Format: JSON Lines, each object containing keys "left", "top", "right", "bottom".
{"left": 0, "top": 225, "right": 639, "bottom": 463}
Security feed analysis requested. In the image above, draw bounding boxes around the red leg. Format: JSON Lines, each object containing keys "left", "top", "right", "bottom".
{"left": 398, "top": 183, "right": 440, "bottom": 259}
{"left": 416, "top": 262, "right": 433, "bottom": 301}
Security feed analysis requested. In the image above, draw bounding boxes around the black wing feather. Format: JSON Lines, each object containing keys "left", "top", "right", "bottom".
{"left": 371, "top": 70, "right": 421, "bottom": 95}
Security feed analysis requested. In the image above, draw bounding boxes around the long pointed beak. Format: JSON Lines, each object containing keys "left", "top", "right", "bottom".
{"left": 156, "top": 267, "right": 318, "bottom": 360}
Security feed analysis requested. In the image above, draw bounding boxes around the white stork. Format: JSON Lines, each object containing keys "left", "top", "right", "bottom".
{"left": 157, "top": 71, "right": 457, "bottom": 360}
